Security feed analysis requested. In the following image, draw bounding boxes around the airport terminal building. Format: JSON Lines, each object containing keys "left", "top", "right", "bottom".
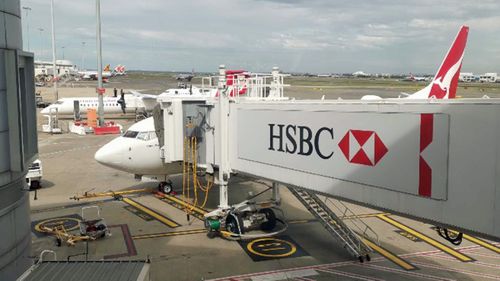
{"left": 0, "top": 0, "right": 38, "bottom": 279}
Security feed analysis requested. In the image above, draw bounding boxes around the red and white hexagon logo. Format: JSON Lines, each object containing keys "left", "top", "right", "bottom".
{"left": 338, "top": 130, "right": 388, "bottom": 166}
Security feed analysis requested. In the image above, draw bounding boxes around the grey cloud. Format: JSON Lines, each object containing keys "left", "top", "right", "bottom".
{"left": 19, "top": 0, "right": 500, "bottom": 73}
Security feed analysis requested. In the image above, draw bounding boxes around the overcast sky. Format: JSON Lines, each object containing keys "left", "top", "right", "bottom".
{"left": 20, "top": 0, "right": 500, "bottom": 74}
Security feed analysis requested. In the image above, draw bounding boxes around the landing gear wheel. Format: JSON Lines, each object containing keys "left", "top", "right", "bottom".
{"left": 358, "top": 256, "right": 364, "bottom": 263}
{"left": 55, "top": 238, "right": 62, "bottom": 247}
{"left": 207, "top": 231, "right": 218, "bottom": 239}
{"left": 30, "top": 180, "right": 40, "bottom": 190}
{"left": 259, "top": 208, "right": 277, "bottom": 231}
{"left": 366, "top": 254, "right": 371, "bottom": 262}
{"left": 159, "top": 181, "right": 173, "bottom": 194}
{"left": 226, "top": 213, "right": 244, "bottom": 235}
{"left": 445, "top": 230, "right": 463, "bottom": 245}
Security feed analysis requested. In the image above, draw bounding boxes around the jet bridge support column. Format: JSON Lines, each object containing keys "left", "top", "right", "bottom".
{"left": 272, "top": 182, "right": 280, "bottom": 204}
{"left": 218, "top": 65, "right": 230, "bottom": 209}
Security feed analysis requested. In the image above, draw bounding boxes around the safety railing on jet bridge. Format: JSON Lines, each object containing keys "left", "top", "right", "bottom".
{"left": 201, "top": 72, "right": 289, "bottom": 100}
{"left": 324, "top": 196, "right": 380, "bottom": 245}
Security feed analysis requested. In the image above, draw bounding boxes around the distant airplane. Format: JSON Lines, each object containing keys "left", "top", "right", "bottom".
{"left": 176, "top": 73, "right": 194, "bottom": 81}
{"left": 114, "top": 65, "right": 126, "bottom": 76}
{"left": 362, "top": 25, "right": 468, "bottom": 100}
{"left": 78, "top": 64, "right": 126, "bottom": 80}
{"left": 352, "top": 70, "right": 370, "bottom": 77}
{"left": 402, "top": 73, "right": 429, "bottom": 82}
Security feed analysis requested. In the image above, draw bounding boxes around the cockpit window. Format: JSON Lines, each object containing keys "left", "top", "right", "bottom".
{"left": 55, "top": 100, "right": 64, "bottom": 104}
{"left": 123, "top": 130, "right": 157, "bottom": 140}
{"left": 123, "top": 130, "right": 139, "bottom": 138}
{"left": 136, "top": 132, "right": 150, "bottom": 141}
{"left": 136, "top": 131, "right": 158, "bottom": 141}
{"left": 149, "top": 131, "right": 158, "bottom": 140}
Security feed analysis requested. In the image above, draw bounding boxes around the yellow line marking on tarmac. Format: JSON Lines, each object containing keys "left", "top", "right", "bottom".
{"left": 461, "top": 233, "right": 500, "bottom": 254}
{"left": 132, "top": 229, "right": 206, "bottom": 240}
{"left": 362, "top": 237, "right": 417, "bottom": 271}
{"left": 155, "top": 193, "right": 207, "bottom": 216}
{"left": 71, "top": 188, "right": 151, "bottom": 200}
{"left": 343, "top": 212, "right": 390, "bottom": 220}
{"left": 377, "top": 214, "right": 474, "bottom": 262}
{"left": 122, "top": 198, "right": 179, "bottom": 228}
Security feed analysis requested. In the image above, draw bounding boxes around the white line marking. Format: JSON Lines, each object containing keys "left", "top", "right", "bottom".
{"left": 319, "top": 268, "right": 385, "bottom": 281}
{"left": 432, "top": 254, "right": 500, "bottom": 269}
{"left": 412, "top": 261, "right": 500, "bottom": 280}
{"left": 363, "top": 264, "right": 456, "bottom": 281}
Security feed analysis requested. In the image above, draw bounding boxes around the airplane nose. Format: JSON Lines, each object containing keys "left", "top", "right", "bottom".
{"left": 40, "top": 106, "right": 51, "bottom": 114}
{"left": 94, "top": 140, "right": 125, "bottom": 168}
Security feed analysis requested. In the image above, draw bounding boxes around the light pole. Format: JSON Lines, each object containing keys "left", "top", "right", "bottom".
{"left": 50, "top": 0, "right": 58, "bottom": 101}
{"left": 37, "top": 28, "right": 44, "bottom": 59}
{"left": 96, "top": 0, "right": 104, "bottom": 126}
{"left": 22, "top": 6, "right": 32, "bottom": 51}
{"left": 81, "top": 41, "right": 86, "bottom": 70}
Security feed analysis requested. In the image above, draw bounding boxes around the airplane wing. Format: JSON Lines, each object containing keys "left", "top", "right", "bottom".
{"left": 128, "top": 90, "right": 158, "bottom": 112}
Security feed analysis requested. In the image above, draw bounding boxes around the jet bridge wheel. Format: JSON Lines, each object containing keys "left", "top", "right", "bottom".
{"left": 158, "top": 181, "right": 173, "bottom": 194}
{"left": 226, "top": 213, "right": 244, "bottom": 235}
{"left": 259, "top": 208, "right": 277, "bottom": 231}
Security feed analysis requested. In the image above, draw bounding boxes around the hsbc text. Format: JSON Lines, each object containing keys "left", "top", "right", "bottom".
{"left": 268, "top": 124, "right": 334, "bottom": 159}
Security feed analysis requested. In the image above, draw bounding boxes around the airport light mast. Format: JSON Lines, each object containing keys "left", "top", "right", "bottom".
{"left": 50, "top": 0, "right": 58, "bottom": 101}
{"left": 81, "top": 41, "right": 86, "bottom": 70}
{"left": 37, "top": 28, "right": 44, "bottom": 58}
{"left": 96, "top": 0, "right": 104, "bottom": 126}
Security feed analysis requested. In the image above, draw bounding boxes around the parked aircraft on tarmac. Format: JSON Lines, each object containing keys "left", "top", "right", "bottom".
{"left": 402, "top": 73, "right": 430, "bottom": 82}
{"left": 40, "top": 93, "right": 144, "bottom": 115}
{"left": 78, "top": 64, "right": 126, "bottom": 80}
{"left": 94, "top": 26, "right": 469, "bottom": 193}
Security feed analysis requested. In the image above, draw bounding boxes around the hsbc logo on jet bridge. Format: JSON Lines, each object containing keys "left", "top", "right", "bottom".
{"left": 268, "top": 124, "right": 388, "bottom": 166}
{"left": 338, "top": 130, "right": 388, "bottom": 166}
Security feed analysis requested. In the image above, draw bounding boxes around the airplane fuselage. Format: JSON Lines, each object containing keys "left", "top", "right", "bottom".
{"left": 40, "top": 95, "right": 144, "bottom": 115}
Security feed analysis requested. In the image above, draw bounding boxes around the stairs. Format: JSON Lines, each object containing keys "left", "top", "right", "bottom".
{"left": 289, "top": 187, "right": 377, "bottom": 261}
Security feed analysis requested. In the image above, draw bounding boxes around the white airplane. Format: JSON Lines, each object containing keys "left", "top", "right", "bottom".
{"left": 114, "top": 65, "right": 126, "bottom": 76}
{"left": 362, "top": 25, "right": 468, "bottom": 100}
{"left": 94, "top": 26, "right": 469, "bottom": 194}
{"left": 40, "top": 94, "right": 144, "bottom": 115}
{"left": 402, "top": 73, "right": 429, "bottom": 82}
{"left": 78, "top": 64, "right": 126, "bottom": 80}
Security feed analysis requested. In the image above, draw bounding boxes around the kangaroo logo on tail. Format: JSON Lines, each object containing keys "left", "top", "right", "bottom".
{"left": 409, "top": 26, "right": 469, "bottom": 99}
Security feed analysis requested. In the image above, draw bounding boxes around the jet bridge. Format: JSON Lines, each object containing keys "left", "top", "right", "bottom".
{"left": 154, "top": 74, "right": 500, "bottom": 242}
{"left": 202, "top": 97, "right": 500, "bottom": 241}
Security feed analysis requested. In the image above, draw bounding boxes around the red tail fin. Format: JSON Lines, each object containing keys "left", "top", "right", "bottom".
{"left": 409, "top": 26, "right": 469, "bottom": 99}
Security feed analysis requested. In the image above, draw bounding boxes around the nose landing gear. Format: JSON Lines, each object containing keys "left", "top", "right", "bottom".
{"left": 159, "top": 180, "right": 173, "bottom": 194}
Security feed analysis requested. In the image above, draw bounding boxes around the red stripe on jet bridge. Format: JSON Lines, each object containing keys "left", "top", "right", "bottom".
{"left": 419, "top": 156, "right": 432, "bottom": 197}
{"left": 419, "top": 114, "right": 434, "bottom": 197}
{"left": 420, "top": 114, "right": 433, "bottom": 152}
